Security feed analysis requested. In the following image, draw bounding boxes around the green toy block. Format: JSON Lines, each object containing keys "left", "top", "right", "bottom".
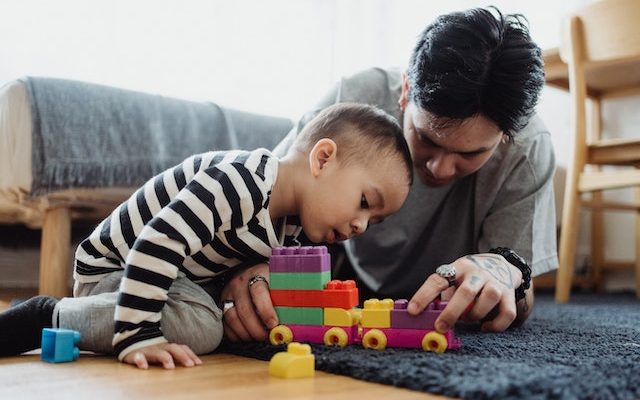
{"left": 269, "top": 271, "right": 331, "bottom": 290}
{"left": 275, "top": 306, "right": 324, "bottom": 325}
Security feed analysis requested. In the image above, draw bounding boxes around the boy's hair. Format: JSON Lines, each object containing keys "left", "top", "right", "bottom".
{"left": 293, "top": 103, "right": 413, "bottom": 185}
{"left": 407, "top": 7, "right": 545, "bottom": 137}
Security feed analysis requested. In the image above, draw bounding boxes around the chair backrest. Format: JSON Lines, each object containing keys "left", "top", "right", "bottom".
{"left": 560, "top": 0, "right": 640, "bottom": 65}
{"left": 559, "top": 0, "right": 640, "bottom": 148}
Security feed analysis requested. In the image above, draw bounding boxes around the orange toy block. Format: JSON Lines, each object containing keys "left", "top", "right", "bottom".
{"left": 270, "top": 280, "right": 358, "bottom": 309}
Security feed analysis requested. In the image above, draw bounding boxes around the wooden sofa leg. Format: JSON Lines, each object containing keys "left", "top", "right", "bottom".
{"left": 39, "top": 206, "right": 72, "bottom": 297}
{"left": 636, "top": 188, "right": 640, "bottom": 299}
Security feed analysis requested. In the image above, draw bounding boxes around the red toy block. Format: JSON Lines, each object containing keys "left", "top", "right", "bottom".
{"left": 270, "top": 289, "right": 325, "bottom": 308}
{"left": 323, "top": 280, "right": 359, "bottom": 308}
{"left": 270, "top": 280, "right": 358, "bottom": 309}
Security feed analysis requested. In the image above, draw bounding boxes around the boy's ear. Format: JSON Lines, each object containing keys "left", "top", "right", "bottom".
{"left": 309, "top": 138, "right": 338, "bottom": 177}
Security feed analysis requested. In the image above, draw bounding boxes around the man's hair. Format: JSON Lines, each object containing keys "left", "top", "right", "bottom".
{"left": 293, "top": 103, "right": 413, "bottom": 185}
{"left": 407, "top": 7, "right": 545, "bottom": 137}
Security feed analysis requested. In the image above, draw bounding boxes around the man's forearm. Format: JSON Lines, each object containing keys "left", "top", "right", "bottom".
{"left": 513, "top": 281, "right": 534, "bottom": 327}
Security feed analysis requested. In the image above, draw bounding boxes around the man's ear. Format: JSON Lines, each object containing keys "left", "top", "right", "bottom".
{"left": 309, "top": 138, "right": 338, "bottom": 177}
{"left": 398, "top": 72, "right": 409, "bottom": 110}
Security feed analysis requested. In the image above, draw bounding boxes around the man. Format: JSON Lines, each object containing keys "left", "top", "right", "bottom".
{"left": 221, "top": 6, "right": 556, "bottom": 342}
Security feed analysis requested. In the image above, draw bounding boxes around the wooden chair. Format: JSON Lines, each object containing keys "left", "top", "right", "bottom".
{"left": 556, "top": 0, "right": 640, "bottom": 303}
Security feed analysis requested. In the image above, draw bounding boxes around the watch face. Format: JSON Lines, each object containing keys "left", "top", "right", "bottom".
{"left": 508, "top": 250, "right": 526, "bottom": 266}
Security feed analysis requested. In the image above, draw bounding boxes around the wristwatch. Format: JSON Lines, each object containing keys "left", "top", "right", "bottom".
{"left": 489, "top": 247, "right": 532, "bottom": 302}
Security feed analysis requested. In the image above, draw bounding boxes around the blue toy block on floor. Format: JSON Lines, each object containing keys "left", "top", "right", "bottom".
{"left": 41, "top": 328, "right": 81, "bottom": 363}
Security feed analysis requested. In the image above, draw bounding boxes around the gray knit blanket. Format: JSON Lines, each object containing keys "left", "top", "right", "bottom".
{"left": 24, "top": 77, "right": 293, "bottom": 195}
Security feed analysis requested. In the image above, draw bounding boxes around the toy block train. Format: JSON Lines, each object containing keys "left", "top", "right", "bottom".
{"left": 268, "top": 246, "right": 461, "bottom": 352}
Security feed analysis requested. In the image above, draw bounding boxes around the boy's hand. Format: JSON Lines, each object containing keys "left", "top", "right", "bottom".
{"left": 122, "top": 343, "right": 202, "bottom": 369}
{"left": 220, "top": 263, "right": 277, "bottom": 342}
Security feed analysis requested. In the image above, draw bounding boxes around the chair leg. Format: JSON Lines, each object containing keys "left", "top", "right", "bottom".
{"left": 591, "top": 191, "right": 605, "bottom": 292}
{"left": 557, "top": 182, "right": 581, "bottom": 303}
{"left": 589, "top": 99, "right": 605, "bottom": 293}
{"left": 636, "top": 189, "right": 640, "bottom": 299}
{"left": 39, "top": 206, "right": 72, "bottom": 297}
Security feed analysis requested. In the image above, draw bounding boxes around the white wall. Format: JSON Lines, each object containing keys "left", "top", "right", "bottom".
{"left": 0, "top": 0, "right": 585, "bottom": 118}
{"left": 2, "top": 0, "right": 636, "bottom": 283}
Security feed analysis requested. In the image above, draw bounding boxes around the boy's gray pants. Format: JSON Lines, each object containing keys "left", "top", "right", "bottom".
{"left": 52, "top": 271, "right": 224, "bottom": 355}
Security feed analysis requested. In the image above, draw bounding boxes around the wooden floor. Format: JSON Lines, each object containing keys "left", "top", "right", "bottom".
{"left": 0, "top": 288, "right": 37, "bottom": 310}
{"left": 0, "top": 289, "right": 447, "bottom": 400}
{"left": 0, "top": 352, "right": 447, "bottom": 400}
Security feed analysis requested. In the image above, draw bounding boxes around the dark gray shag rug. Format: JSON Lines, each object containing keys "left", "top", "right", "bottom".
{"left": 219, "top": 293, "right": 640, "bottom": 400}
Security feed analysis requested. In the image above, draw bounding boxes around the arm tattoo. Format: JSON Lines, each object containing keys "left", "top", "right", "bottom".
{"left": 465, "top": 254, "right": 514, "bottom": 289}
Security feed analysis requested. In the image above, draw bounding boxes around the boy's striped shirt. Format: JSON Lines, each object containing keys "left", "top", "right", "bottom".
{"left": 73, "top": 149, "right": 301, "bottom": 359}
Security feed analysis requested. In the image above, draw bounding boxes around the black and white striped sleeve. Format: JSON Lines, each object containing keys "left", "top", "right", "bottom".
{"left": 112, "top": 160, "right": 269, "bottom": 360}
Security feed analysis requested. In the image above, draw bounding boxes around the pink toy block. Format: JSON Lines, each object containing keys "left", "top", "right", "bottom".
{"left": 269, "top": 246, "right": 331, "bottom": 273}
{"left": 390, "top": 299, "right": 447, "bottom": 330}
{"left": 362, "top": 327, "right": 461, "bottom": 350}
{"left": 277, "top": 324, "right": 359, "bottom": 346}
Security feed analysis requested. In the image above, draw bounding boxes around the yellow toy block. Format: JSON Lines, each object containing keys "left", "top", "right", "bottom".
{"left": 361, "top": 298, "right": 394, "bottom": 328}
{"left": 269, "top": 342, "right": 315, "bottom": 378}
{"left": 350, "top": 308, "right": 362, "bottom": 324}
{"left": 324, "top": 307, "right": 358, "bottom": 326}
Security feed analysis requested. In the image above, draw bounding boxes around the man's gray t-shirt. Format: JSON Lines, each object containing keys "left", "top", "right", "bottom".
{"left": 274, "top": 67, "right": 558, "bottom": 298}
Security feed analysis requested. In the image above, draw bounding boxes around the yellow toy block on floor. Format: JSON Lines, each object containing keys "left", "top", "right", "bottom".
{"left": 269, "top": 342, "right": 315, "bottom": 378}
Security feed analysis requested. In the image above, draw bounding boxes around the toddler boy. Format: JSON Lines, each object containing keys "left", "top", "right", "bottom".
{"left": 0, "top": 102, "right": 413, "bottom": 368}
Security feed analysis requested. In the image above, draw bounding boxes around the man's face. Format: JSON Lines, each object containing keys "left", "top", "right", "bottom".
{"left": 399, "top": 70, "right": 505, "bottom": 187}
{"left": 401, "top": 103, "right": 504, "bottom": 187}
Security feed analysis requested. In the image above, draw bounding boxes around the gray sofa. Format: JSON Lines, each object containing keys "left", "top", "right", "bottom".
{"left": 0, "top": 77, "right": 293, "bottom": 296}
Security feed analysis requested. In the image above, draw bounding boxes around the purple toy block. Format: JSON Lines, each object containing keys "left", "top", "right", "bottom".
{"left": 269, "top": 246, "right": 331, "bottom": 273}
{"left": 390, "top": 299, "right": 446, "bottom": 330}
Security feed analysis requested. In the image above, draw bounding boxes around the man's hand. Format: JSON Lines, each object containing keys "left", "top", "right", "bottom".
{"left": 408, "top": 253, "right": 529, "bottom": 332}
{"left": 220, "top": 263, "right": 278, "bottom": 342}
{"left": 122, "top": 343, "right": 202, "bottom": 369}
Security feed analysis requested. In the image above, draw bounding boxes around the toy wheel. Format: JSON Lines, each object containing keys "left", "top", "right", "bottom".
{"left": 362, "top": 329, "right": 387, "bottom": 350}
{"left": 422, "top": 331, "right": 448, "bottom": 353}
{"left": 323, "top": 327, "right": 349, "bottom": 347}
{"left": 269, "top": 325, "right": 293, "bottom": 345}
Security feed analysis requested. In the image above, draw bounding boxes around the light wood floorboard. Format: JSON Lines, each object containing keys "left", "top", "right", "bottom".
{"left": 0, "top": 352, "right": 446, "bottom": 399}
{"left": 0, "top": 289, "right": 447, "bottom": 400}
